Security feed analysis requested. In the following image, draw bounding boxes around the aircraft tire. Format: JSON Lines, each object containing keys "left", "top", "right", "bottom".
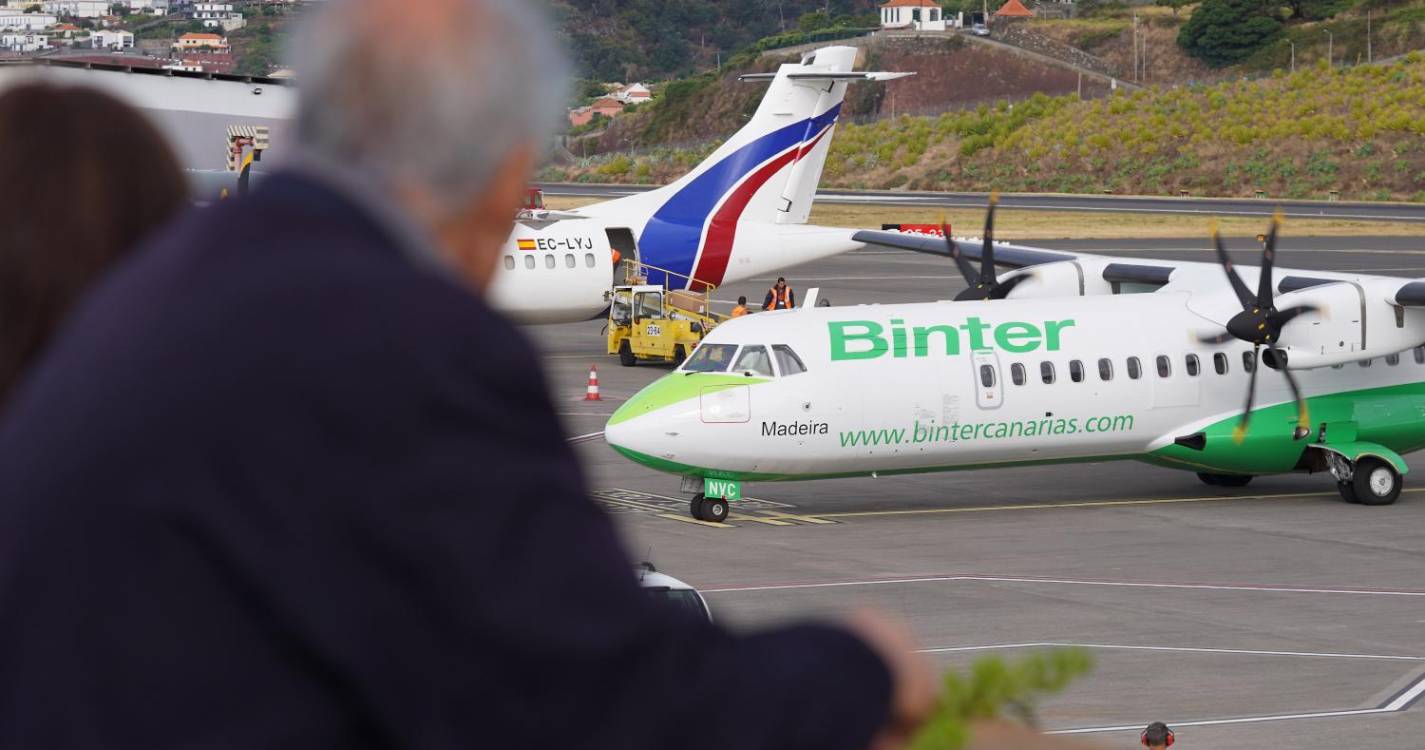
{"left": 1352, "top": 457, "right": 1402, "bottom": 506}
{"left": 689, "top": 494, "right": 706, "bottom": 521}
{"left": 619, "top": 341, "right": 637, "bottom": 367}
{"left": 700, "top": 497, "right": 729, "bottom": 523}
{"left": 1197, "top": 473, "right": 1252, "bottom": 487}
{"left": 1337, "top": 481, "right": 1361, "bottom": 504}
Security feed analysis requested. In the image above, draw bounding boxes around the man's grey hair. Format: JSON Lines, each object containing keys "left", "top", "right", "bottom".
{"left": 291, "top": 0, "right": 567, "bottom": 216}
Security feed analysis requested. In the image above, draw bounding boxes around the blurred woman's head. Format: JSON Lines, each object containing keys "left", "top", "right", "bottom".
{"left": 0, "top": 83, "right": 187, "bottom": 404}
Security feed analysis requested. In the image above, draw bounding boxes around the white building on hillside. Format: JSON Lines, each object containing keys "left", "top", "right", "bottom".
{"left": 613, "top": 82, "right": 651, "bottom": 105}
{"left": 1, "top": 32, "right": 47, "bottom": 51}
{"left": 0, "top": 13, "right": 57, "bottom": 30}
{"left": 191, "top": 2, "right": 243, "bottom": 30}
{"left": 124, "top": 0, "right": 170, "bottom": 13}
{"left": 879, "top": 0, "right": 948, "bottom": 31}
{"left": 42, "top": 0, "right": 110, "bottom": 18}
{"left": 93, "top": 28, "right": 132, "bottom": 48}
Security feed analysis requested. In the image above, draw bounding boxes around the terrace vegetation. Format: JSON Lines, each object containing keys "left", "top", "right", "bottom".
{"left": 543, "top": 54, "right": 1425, "bottom": 201}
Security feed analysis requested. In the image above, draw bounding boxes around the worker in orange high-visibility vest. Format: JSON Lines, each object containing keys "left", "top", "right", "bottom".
{"left": 731, "top": 296, "right": 750, "bottom": 318}
{"left": 763, "top": 277, "right": 795, "bottom": 311}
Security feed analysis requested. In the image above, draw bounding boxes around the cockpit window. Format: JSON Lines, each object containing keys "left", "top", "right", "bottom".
{"left": 733, "top": 345, "right": 774, "bottom": 377}
{"left": 772, "top": 345, "right": 807, "bottom": 376}
{"left": 682, "top": 343, "right": 737, "bottom": 373}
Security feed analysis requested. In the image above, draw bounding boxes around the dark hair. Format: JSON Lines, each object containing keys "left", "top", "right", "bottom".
{"left": 776, "top": 277, "right": 786, "bottom": 283}
{"left": 0, "top": 83, "right": 187, "bottom": 404}
{"left": 1143, "top": 722, "right": 1171, "bottom": 745}
{"left": 737, "top": 295, "right": 747, "bottom": 304}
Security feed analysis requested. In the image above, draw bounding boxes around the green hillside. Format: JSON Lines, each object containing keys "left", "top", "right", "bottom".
{"left": 545, "top": 55, "right": 1425, "bottom": 201}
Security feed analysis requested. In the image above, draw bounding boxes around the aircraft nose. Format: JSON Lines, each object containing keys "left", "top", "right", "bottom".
{"left": 604, "top": 375, "right": 699, "bottom": 469}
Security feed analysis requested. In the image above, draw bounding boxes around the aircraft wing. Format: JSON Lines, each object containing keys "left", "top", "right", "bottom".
{"left": 851, "top": 229, "right": 1078, "bottom": 269}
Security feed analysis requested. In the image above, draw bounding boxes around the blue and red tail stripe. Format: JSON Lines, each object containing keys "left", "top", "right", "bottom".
{"left": 639, "top": 104, "right": 842, "bottom": 289}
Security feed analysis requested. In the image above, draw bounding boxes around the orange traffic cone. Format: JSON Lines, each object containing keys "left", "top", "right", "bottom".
{"left": 585, "top": 365, "right": 602, "bottom": 401}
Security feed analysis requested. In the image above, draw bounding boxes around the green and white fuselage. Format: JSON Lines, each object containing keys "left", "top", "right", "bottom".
{"left": 604, "top": 248, "right": 1425, "bottom": 516}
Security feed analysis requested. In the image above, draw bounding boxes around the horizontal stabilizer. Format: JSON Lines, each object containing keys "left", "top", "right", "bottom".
{"left": 852, "top": 229, "right": 1074, "bottom": 269}
{"left": 739, "top": 71, "right": 916, "bottom": 83}
{"left": 517, "top": 209, "right": 588, "bottom": 223}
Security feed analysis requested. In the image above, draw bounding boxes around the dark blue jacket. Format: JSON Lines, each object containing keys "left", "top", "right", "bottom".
{"left": 0, "top": 174, "right": 891, "bottom": 749}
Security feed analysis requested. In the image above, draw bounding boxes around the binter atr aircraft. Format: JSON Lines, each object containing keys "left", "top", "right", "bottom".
{"left": 605, "top": 206, "right": 1425, "bottom": 523}
{"left": 484, "top": 46, "right": 912, "bottom": 324}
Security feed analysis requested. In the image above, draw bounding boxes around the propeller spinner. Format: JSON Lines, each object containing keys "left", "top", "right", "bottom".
{"left": 1196, "top": 215, "right": 1317, "bottom": 444}
{"left": 940, "top": 193, "right": 1030, "bottom": 301}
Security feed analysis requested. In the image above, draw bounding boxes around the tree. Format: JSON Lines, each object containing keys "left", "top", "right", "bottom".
{"left": 1177, "top": 0, "right": 1283, "bottom": 66}
{"left": 1155, "top": 0, "right": 1191, "bottom": 16}
{"left": 1282, "top": 0, "right": 1347, "bottom": 20}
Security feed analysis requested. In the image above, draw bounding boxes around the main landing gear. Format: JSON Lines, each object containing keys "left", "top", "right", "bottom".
{"left": 1329, "top": 455, "right": 1402, "bottom": 506}
{"left": 689, "top": 494, "right": 729, "bottom": 523}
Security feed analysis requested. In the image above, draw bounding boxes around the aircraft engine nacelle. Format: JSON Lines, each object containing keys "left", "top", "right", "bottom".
{"left": 1269, "top": 279, "right": 1425, "bottom": 369}
{"left": 1003, "top": 260, "right": 1111, "bottom": 299}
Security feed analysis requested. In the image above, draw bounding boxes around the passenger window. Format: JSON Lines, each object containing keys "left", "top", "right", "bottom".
{"left": 1127, "top": 356, "right": 1142, "bottom": 379}
{"left": 1185, "top": 354, "right": 1200, "bottom": 377}
{"left": 1011, "top": 363, "right": 1026, "bottom": 386}
{"left": 1098, "top": 358, "right": 1113, "bottom": 381}
{"left": 1242, "top": 351, "right": 1256, "bottom": 373}
{"left": 771, "top": 345, "right": 807, "bottom": 376}
{"left": 1156, "top": 355, "right": 1171, "bottom": 378}
{"left": 523, "top": 255, "right": 536, "bottom": 269}
{"left": 980, "top": 364, "right": 996, "bottom": 388}
{"left": 733, "top": 345, "right": 774, "bottom": 377}
{"left": 503, "top": 256, "right": 515, "bottom": 270}
{"left": 1416, "top": 346, "right": 1425, "bottom": 364}
{"left": 682, "top": 343, "right": 737, "bottom": 373}
{"left": 565, "top": 253, "right": 576, "bottom": 268}
{"left": 1213, "top": 352, "right": 1228, "bottom": 375}
{"left": 585, "top": 253, "right": 596, "bottom": 268}
{"left": 544, "top": 254, "right": 556, "bottom": 269}
{"left": 1360, "top": 358, "right": 1373, "bottom": 368}
{"left": 1069, "top": 360, "right": 1084, "bottom": 383}
{"left": 1040, "top": 361, "right": 1055, "bottom": 385}
{"left": 1386, "top": 353, "right": 1400, "bottom": 366}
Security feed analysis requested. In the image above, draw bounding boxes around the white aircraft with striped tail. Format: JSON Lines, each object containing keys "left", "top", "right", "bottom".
{"left": 484, "top": 46, "right": 912, "bottom": 323}
{"left": 604, "top": 208, "right": 1425, "bottom": 523}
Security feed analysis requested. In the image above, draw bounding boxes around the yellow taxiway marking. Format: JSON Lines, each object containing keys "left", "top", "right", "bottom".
{"left": 654, "top": 513, "right": 735, "bottom": 528}
{"left": 801, "top": 487, "right": 1425, "bottom": 520}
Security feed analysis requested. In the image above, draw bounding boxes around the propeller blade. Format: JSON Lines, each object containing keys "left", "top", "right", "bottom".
{"left": 1195, "top": 330, "right": 1236, "bottom": 345}
{"left": 1271, "top": 347, "right": 1311, "bottom": 441}
{"left": 942, "top": 219, "right": 981, "bottom": 288}
{"left": 1212, "top": 226, "right": 1256, "bottom": 309}
{"left": 1256, "top": 212, "right": 1281, "bottom": 308}
{"left": 1233, "top": 345, "right": 1261, "bottom": 444}
{"left": 1274, "top": 304, "right": 1318, "bottom": 328}
{"left": 989, "top": 272, "right": 1031, "bottom": 300}
{"left": 979, "top": 192, "right": 999, "bottom": 286}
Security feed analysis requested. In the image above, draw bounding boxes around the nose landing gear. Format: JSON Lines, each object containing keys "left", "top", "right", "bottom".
{"left": 689, "top": 494, "right": 729, "bottom": 523}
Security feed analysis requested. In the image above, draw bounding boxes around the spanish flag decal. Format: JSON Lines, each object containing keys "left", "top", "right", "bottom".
{"left": 517, "top": 239, "right": 537, "bottom": 251}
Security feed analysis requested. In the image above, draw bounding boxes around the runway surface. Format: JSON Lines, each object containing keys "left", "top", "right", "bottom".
{"left": 535, "top": 182, "right": 1425, "bottom": 223}
{"left": 528, "top": 235, "right": 1425, "bottom": 749}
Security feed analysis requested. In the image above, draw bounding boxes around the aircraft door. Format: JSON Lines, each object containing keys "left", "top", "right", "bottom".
{"left": 605, "top": 228, "right": 639, "bottom": 284}
{"left": 971, "top": 350, "right": 1003, "bottom": 410}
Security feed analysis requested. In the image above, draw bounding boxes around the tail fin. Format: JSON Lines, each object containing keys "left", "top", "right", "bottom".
{"left": 585, "top": 46, "right": 911, "bottom": 288}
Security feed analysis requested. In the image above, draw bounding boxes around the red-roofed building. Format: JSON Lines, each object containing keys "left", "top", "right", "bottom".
{"left": 994, "top": 0, "right": 1036, "bottom": 17}
{"left": 568, "top": 96, "right": 625, "bottom": 128}
{"left": 880, "top": 0, "right": 947, "bottom": 31}
{"left": 173, "top": 32, "right": 229, "bottom": 52}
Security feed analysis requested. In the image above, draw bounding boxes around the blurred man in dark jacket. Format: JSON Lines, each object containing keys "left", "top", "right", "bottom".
{"left": 0, "top": 1, "right": 933, "bottom": 748}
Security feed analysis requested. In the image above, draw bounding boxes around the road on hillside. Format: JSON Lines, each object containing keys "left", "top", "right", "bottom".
{"left": 534, "top": 182, "right": 1425, "bottom": 223}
